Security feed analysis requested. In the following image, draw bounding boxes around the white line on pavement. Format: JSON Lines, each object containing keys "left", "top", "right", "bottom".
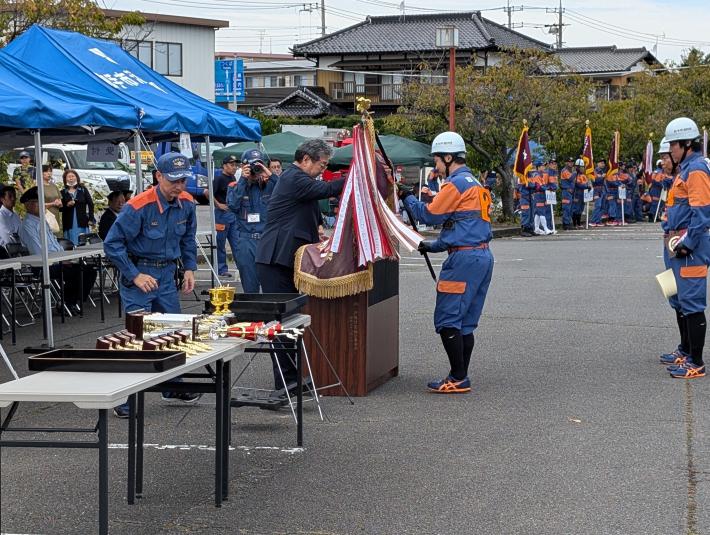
{"left": 108, "top": 443, "right": 304, "bottom": 454}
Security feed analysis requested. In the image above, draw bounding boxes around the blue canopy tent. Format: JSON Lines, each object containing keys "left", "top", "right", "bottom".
{"left": 4, "top": 25, "right": 263, "bottom": 306}
{"left": 3, "top": 25, "right": 261, "bottom": 145}
{"left": 0, "top": 53, "right": 150, "bottom": 353}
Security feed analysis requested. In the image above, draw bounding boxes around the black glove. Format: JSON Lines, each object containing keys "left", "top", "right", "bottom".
{"left": 397, "top": 183, "right": 414, "bottom": 200}
{"left": 418, "top": 239, "right": 436, "bottom": 254}
{"left": 674, "top": 243, "right": 692, "bottom": 258}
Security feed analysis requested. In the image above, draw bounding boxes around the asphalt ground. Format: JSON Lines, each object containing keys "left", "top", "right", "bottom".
{"left": 0, "top": 222, "right": 708, "bottom": 534}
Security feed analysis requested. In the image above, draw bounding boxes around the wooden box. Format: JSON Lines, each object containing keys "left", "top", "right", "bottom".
{"left": 303, "top": 260, "right": 399, "bottom": 396}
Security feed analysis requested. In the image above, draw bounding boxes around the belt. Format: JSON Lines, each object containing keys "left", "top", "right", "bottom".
{"left": 238, "top": 231, "right": 262, "bottom": 240}
{"left": 131, "top": 256, "right": 175, "bottom": 268}
{"left": 664, "top": 228, "right": 687, "bottom": 238}
{"left": 448, "top": 244, "right": 489, "bottom": 253}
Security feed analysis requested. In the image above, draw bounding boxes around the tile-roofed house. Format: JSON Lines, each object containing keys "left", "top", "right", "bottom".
{"left": 260, "top": 87, "right": 348, "bottom": 117}
{"left": 545, "top": 46, "right": 660, "bottom": 100}
{"left": 286, "top": 11, "right": 552, "bottom": 114}
{"left": 292, "top": 11, "right": 551, "bottom": 56}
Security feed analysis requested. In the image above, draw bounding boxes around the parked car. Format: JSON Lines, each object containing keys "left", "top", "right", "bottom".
{"left": 7, "top": 144, "right": 134, "bottom": 199}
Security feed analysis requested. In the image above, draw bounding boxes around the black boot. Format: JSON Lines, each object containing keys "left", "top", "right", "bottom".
{"left": 686, "top": 311, "right": 707, "bottom": 367}
{"left": 462, "top": 333, "right": 475, "bottom": 377}
{"left": 676, "top": 309, "right": 689, "bottom": 355}
{"left": 439, "top": 327, "right": 465, "bottom": 380}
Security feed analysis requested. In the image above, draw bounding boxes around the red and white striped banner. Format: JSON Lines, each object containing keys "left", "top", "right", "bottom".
{"left": 329, "top": 122, "right": 421, "bottom": 266}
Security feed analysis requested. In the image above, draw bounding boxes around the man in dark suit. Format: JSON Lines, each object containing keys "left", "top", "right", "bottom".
{"left": 256, "top": 138, "right": 345, "bottom": 293}
{"left": 98, "top": 190, "right": 125, "bottom": 241}
{"left": 255, "top": 139, "right": 345, "bottom": 392}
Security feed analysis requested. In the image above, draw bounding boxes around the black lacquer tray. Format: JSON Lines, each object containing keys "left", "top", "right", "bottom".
{"left": 204, "top": 293, "right": 307, "bottom": 321}
{"left": 28, "top": 349, "right": 186, "bottom": 373}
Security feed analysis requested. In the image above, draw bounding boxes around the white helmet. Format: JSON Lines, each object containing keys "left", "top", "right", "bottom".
{"left": 658, "top": 137, "right": 670, "bottom": 155}
{"left": 665, "top": 117, "right": 701, "bottom": 143}
{"left": 430, "top": 131, "right": 467, "bottom": 157}
{"left": 574, "top": 158, "right": 585, "bottom": 166}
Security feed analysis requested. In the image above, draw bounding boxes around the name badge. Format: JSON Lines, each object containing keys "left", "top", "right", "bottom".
{"left": 247, "top": 213, "right": 260, "bottom": 223}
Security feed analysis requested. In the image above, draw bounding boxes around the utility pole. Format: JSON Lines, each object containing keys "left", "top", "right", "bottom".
{"left": 545, "top": 0, "right": 567, "bottom": 49}
{"left": 504, "top": 1, "right": 523, "bottom": 29}
{"left": 321, "top": 0, "right": 326, "bottom": 36}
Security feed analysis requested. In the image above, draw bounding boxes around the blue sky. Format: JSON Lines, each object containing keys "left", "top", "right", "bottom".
{"left": 108, "top": 0, "right": 706, "bottom": 64}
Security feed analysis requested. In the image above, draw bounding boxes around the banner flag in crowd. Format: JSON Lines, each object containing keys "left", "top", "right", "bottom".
{"left": 642, "top": 137, "right": 654, "bottom": 182}
{"left": 704, "top": 127, "right": 708, "bottom": 158}
{"left": 581, "top": 122, "right": 594, "bottom": 178}
{"left": 294, "top": 113, "right": 421, "bottom": 299}
{"left": 514, "top": 122, "right": 532, "bottom": 185}
{"left": 606, "top": 130, "right": 620, "bottom": 178}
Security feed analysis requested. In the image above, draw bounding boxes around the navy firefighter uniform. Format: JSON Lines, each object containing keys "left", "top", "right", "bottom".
{"left": 104, "top": 157, "right": 197, "bottom": 314}
{"left": 658, "top": 117, "right": 710, "bottom": 379}
{"left": 403, "top": 147, "right": 494, "bottom": 393}
{"left": 226, "top": 151, "right": 278, "bottom": 293}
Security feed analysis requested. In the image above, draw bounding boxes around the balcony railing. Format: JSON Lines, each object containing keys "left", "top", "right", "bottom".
{"left": 329, "top": 81, "right": 403, "bottom": 104}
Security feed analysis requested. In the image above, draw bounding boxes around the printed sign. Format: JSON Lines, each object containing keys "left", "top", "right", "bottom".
{"left": 618, "top": 186, "right": 627, "bottom": 200}
{"left": 86, "top": 142, "right": 119, "bottom": 162}
{"left": 583, "top": 189, "right": 594, "bottom": 203}
{"left": 545, "top": 190, "right": 557, "bottom": 205}
{"left": 215, "top": 59, "right": 245, "bottom": 103}
{"left": 179, "top": 133, "right": 193, "bottom": 158}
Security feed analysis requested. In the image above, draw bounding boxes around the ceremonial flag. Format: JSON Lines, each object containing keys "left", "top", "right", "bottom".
{"left": 513, "top": 124, "right": 532, "bottom": 185}
{"left": 703, "top": 127, "right": 708, "bottom": 158}
{"left": 642, "top": 138, "right": 654, "bottom": 182}
{"left": 294, "top": 115, "right": 422, "bottom": 299}
{"left": 606, "top": 130, "right": 620, "bottom": 178}
{"left": 581, "top": 124, "right": 594, "bottom": 178}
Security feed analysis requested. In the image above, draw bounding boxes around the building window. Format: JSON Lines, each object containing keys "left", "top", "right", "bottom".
{"left": 155, "top": 42, "right": 182, "bottom": 77}
{"left": 123, "top": 40, "right": 152, "bottom": 68}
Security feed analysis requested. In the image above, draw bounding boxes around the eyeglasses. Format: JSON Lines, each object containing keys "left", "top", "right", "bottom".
{"left": 316, "top": 160, "right": 329, "bottom": 169}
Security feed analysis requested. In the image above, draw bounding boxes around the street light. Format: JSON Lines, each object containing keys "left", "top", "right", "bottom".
{"left": 436, "top": 25, "right": 459, "bottom": 131}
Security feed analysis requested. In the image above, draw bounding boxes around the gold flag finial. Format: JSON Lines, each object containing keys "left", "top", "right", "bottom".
{"left": 585, "top": 119, "right": 590, "bottom": 127}
{"left": 523, "top": 119, "right": 528, "bottom": 127}
{"left": 356, "top": 97, "right": 372, "bottom": 113}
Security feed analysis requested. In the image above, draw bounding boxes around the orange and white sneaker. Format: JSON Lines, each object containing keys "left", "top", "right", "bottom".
{"left": 427, "top": 376, "right": 471, "bottom": 393}
{"left": 670, "top": 362, "right": 706, "bottom": 379}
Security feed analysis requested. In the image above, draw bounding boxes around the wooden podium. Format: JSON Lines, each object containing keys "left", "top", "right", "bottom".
{"left": 303, "top": 260, "right": 399, "bottom": 396}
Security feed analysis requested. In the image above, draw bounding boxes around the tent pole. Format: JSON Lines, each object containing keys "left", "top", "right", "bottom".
{"left": 34, "top": 130, "right": 54, "bottom": 348}
{"left": 134, "top": 131, "right": 144, "bottom": 194}
{"left": 205, "top": 136, "right": 219, "bottom": 288}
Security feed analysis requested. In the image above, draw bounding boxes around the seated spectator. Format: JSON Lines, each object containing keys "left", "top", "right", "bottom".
{"left": 98, "top": 191, "right": 125, "bottom": 241}
{"left": 122, "top": 189, "right": 134, "bottom": 202}
{"left": 0, "top": 186, "right": 21, "bottom": 246}
{"left": 19, "top": 187, "right": 97, "bottom": 314}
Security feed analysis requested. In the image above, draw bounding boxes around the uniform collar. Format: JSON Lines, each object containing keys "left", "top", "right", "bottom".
{"left": 448, "top": 165, "right": 472, "bottom": 179}
{"left": 679, "top": 151, "right": 703, "bottom": 173}
{"left": 154, "top": 185, "right": 181, "bottom": 213}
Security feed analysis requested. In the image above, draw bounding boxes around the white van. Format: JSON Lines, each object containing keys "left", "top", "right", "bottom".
{"left": 7, "top": 144, "right": 134, "bottom": 198}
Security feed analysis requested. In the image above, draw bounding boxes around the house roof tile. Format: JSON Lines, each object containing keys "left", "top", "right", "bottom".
{"left": 293, "top": 11, "right": 551, "bottom": 56}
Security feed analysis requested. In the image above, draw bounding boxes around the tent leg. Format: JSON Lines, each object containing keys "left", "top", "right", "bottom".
{"left": 33, "top": 130, "right": 54, "bottom": 349}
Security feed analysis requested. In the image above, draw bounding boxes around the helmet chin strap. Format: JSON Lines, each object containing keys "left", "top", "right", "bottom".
{"left": 670, "top": 142, "right": 691, "bottom": 174}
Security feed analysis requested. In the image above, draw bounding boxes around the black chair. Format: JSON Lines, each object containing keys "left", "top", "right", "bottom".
{"left": 57, "top": 238, "right": 75, "bottom": 251}
{"left": 78, "top": 232, "right": 102, "bottom": 246}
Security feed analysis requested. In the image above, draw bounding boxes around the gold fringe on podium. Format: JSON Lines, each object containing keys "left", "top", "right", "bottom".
{"left": 293, "top": 244, "right": 373, "bottom": 299}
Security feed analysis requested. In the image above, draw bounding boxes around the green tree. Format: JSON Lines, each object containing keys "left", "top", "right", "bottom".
{"left": 0, "top": 0, "right": 144, "bottom": 47}
{"left": 384, "top": 49, "right": 593, "bottom": 220}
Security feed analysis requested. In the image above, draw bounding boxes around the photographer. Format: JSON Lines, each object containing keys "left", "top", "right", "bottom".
{"left": 226, "top": 149, "right": 278, "bottom": 293}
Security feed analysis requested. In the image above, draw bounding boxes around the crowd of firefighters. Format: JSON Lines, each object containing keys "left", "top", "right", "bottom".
{"left": 514, "top": 140, "right": 675, "bottom": 236}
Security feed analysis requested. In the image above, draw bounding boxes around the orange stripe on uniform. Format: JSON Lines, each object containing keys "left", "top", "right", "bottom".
{"left": 127, "top": 188, "right": 159, "bottom": 211}
{"left": 437, "top": 280, "right": 467, "bottom": 294}
{"left": 680, "top": 265, "right": 708, "bottom": 278}
{"left": 426, "top": 182, "right": 462, "bottom": 215}
{"left": 687, "top": 170, "right": 710, "bottom": 207}
{"left": 456, "top": 186, "right": 483, "bottom": 211}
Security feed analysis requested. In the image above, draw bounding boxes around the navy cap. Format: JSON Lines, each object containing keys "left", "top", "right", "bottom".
{"left": 19, "top": 151, "right": 30, "bottom": 158}
{"left": 156, "top": 152, "right": 192, "bottom": 181}
{"left": 222, "top": 154, "right": 238, "bottom": 165}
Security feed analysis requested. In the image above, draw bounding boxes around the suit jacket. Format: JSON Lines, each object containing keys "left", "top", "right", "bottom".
{"left": 60, "top": 186, "right": 95, "bottom": 231}
{"left": 255, "top": 163, "right": 344, "bottom": 269}
{"left": 98, "top": 209, "right": 117, "bottom": 241}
